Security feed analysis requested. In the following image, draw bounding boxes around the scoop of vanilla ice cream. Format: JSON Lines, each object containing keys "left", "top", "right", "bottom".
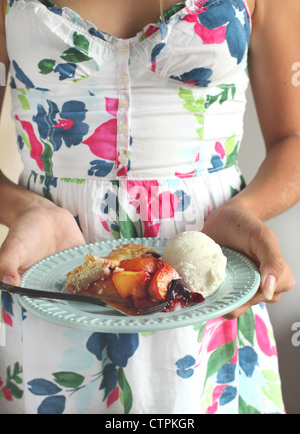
{"left": 162, "top": 231, "right": 227, "bottom": 297}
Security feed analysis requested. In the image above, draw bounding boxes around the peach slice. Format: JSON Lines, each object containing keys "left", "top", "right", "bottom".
{"left": 119, "top": 257, "right": 162, "bottom": 274}
{"left": 112, "top": 270, "right": 151, "bottom": 299}
{"left": 148, "top": 261, "right": 179, "bottom": 301}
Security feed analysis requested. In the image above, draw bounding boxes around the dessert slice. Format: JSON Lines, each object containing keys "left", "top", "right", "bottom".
{"left": 66, "top": 244, "right": 157, "bottom": 293}
{"left": 66, "top": 243, "right": 205, "bottom": 313}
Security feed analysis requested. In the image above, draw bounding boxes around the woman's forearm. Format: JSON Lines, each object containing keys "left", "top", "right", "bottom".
{"left": 232, "top": 135, "right": 300, "bottom": 221}
{"left": 0, "top": 171, "right": 54, "bottom": 227}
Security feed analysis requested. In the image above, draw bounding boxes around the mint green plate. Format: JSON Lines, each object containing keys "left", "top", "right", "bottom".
{"left": 19, "top": 238, "right": 260, "bottom": 333}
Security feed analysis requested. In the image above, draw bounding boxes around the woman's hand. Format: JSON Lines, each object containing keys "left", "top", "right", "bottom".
{"left": 0, "top": 202, "right": 86, "bottom": 286}
{"left": 202, "top": 202, "right": 295, "bottom": 319}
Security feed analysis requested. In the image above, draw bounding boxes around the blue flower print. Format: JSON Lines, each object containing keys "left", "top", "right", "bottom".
{"left": 100, "top": 190, "right": 119, "bottom": 215}
{"left": 176, "top": 355, "right": 196, "bottom": 379}
{"left": 88, "top": 28, "right": 107, "bottom": 41}
{"left": 86, "top": 333, "right": 139, "bottom": 368}
{"left": 12, "top": 60, "right": 49, "bottom": 92}
{"left": 199, "top": 0, "right": 250, "bottom": 64}
{"left": 217, "top": 363, "right": 236, "bottom": 384}
{"left": 239, "top": 346, "right": 259, "bottom": 378}
{"left": 12, "top": 60, "right": 34, "bottom": 89}
{"left": 151, "top": 43, "right": 166, "bottom": 64}
{"left": 86, "top": 333, "right": 138, "bottom": 412}
{"left": 208, "top": 154, "right": 224, "bottom": 172}
{"left": 174, "top": 190, "right": 192, "bottom": 213}
{"left": 219, "top": 385, "right": 237, "bottom": 406}
{"left": 8, "top": 0, "right": 20, "bottom": 7}
{"left": 54, "top": 63, "right": 77, "bottom": 81}
{"left": 38, "top": 0, "right": 63, "bottom": 15}
{"left": 88, "top": 160, "right": 114, "bottom": 177}
{"left": 33, "top": 99, "right": 89, "bottom": 151}
{"left": 170, "top": 67, "right": 213, "bottom": 87}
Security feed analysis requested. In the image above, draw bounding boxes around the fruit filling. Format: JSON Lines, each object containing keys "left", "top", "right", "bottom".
{"left": 98, "top": 256, "right": 204, "bottom": 312}
{"left": 66, "top": 245, "right": 205, "bottom": 313}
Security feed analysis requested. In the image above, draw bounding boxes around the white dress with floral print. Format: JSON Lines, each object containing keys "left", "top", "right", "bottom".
{"left": 0, "top": 0, "right": 285, "bottom": 414}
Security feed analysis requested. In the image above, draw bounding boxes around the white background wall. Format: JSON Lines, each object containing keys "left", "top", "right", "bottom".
{"left": 0, "top": 86, "right": 299, "bottom": 414}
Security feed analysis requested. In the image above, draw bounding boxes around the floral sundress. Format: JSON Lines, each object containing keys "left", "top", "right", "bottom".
{"left": 0, "top": 0, "right": 285, "bottom": 414}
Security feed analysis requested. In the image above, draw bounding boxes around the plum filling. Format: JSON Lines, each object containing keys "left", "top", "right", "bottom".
{"left": 164, "top": 279, "right": 205, "bottom": 311}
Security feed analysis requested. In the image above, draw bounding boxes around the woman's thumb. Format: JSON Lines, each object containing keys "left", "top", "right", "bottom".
{"left": 0, "top": 241, "right": 21, "bottom": 286}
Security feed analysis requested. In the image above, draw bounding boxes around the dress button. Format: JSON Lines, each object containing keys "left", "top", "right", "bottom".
{"left": 119, "top": 123, "right": 128, "bottom": 134}
{"left": 120, "top": 74, "right": 130, "bottom": 86}
{"left": 119, "top": 45, "right": 129, "bottom": 55}
{"left": 120, "top": 96, "right": 130, "bottom": 109}
{"left": 118, "top": 153, "right": 128, "bottom": 164}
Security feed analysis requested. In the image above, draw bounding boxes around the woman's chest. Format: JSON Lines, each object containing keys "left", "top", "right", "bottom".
{"left": 51, "top": 0, "right": 181, "bottom": 39}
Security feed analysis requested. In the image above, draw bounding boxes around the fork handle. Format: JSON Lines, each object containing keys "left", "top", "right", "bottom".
{"left": 0, "top": 282, "right": 107, "bottom": 307}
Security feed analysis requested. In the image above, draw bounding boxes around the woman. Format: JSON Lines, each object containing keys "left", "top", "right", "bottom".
{"left": 0, "top": 0, "right": 298, "bottom": 414}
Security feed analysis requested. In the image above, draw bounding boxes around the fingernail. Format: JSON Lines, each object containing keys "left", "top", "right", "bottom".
{"left": 263, "top": 275, "right": 277, "bottom": 301}
{"left": 3, "top": 275, "right": 16, "bottom": 286}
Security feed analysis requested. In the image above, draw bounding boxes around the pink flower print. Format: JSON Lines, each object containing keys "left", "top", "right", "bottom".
{"left": 125, "top": 181, "right": 180, "bottom": 222}
{"left": 116, "top": 164, "right": 128, "bottom": 179}
{"left": 105, "top": 97, "right": 119, "bottom": 117}
{"left": 206, "top": 318, "right": 238, "bottom": 353}
{"left": 145, "top": 25, "right": 160, "bottom": 39}
{"left": 55, "top": 119, "right": 75, "bottom": 130}
{"left": 98, "top": 214, "right": 111, "bottom": 233}
{"left": 2, "top": 308, "right": 13, "bottom": 327}
{"left": 2, "top": 387, "right": 13, "bottom": 402}
{"left": 15, "top": 115, "right": 44, "bottom": 171}
{"left": 255, "top": 314, "right": 278, "bottom": 357}
{"left": 175, "top": 169, "right": 196, "bottom": 179}
{"left": 183, "top": 12, "right": 226, "bottom": 45}
{"left": 215, "top": 141, "right": 225, "bottom": 160}
{"left": 107, "top": 387, "right": 120, "bottom": 409}
{"left": 143, "top": 221, "right": 161, "bottom": 238}
{"left": 150, "top": 191, "right": 180, "bottom": 221}
{"left": 83, "top": 97, "right": 119, "bottom": 161}
{"left": 151, "top": 59, "right": 157, "bottom": 73}
{"left": 207, "top": 385, "right": 226, "bottom": 414}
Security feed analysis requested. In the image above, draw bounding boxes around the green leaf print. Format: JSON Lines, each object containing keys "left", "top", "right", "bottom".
{"left": 224, "top": 134, "right": 236, "bottom": 156}
{"left": 193, "top": 322, "right": 206, "bottom": 343}
{"left": 119, "top": 204, "right": 139, "bottom": 238}
{"left": 179, "top": 88, "right": 195, "bottom": 104}
{"left": 73, "top": 32, "right": 90, "bottom": 55}
{"left": 118, "top": 368, "right": 133, "bottom": 414}
{"left": 238, "top": 308, "right": 255, "bottom": 346}
{"left": 205, "top": 84, "right": 236, "bottom": 109}
{"left": 239, "top": 396, "right": 261, "bottom": 414}
{"left": 52, "top": 372, "right": 85, "bottom": 389}
{"left": 38, "top": 59, "right": 56, "bottom": 75}
{"left": 39, "top": 0, "right": 56, "bottom": 7}
{"left": 224, "top": 141, "right": 239, "bottom": 169}
{"left": 261, "top": 370, "right": 284, "bottom": 409}
{"left": 41, "top": 141, "right": 53, "bottom": 176}
{"left": 204, "top": 341, "right": 236, "bottom": 388}
{"left": 61, "top": 178, "right": 86, "bottom": 184}
{"left": 18, "top": 94, "right": 30, "bottom": 110}
{"left": 61, "top": 48, "right": 92, "bottom": 63}
{"left": 4, "top": 363, "right": 23, "bottom": 400}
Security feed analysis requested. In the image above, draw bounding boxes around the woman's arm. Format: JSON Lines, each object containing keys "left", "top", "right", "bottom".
{"left": 202, "top": 0, "right": 299, "bottom": 317}
{"left": 233, "top": 0, "right": 300, "bottom": 220}
{"left": 0, "top": 2, "right": 85, "bottom": 285}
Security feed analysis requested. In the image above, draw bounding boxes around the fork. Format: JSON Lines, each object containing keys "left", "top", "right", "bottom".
{"left": 0, "top": 281, "right": 167, "bottom": 316}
